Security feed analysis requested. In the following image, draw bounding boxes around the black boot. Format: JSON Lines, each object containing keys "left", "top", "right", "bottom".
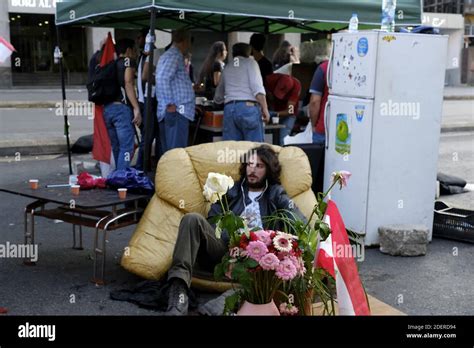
{"left": 164, "top": 278, "right": 189, "bottom": 316}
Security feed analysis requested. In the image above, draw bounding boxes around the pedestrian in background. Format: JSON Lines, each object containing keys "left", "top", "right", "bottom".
{"left": 103, "top": 38, "right": 141, "bottom": 170}
{"left": 214, "top": 43, "right": 270, "bottom": 142}
{"left": 155, "top": 29, "right": 195, "bottom": 153}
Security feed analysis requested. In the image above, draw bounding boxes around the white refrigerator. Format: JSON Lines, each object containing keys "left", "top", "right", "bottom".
{"left": 323, "top": 31, "right": 448, "bottom": 246}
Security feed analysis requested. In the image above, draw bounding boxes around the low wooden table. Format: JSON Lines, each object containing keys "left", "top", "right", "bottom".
{"left": 199, "top": 124, "right": 286, "bottom": 145}
{"left": 0, "top": 184, "right": 151, "bottom": 285}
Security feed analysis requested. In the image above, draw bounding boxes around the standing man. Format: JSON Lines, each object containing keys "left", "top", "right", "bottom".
{"left": 308, "top": 60, "right": 329, "bottom": 145}
{"left": 214, "top": 43, "right": 270, "bottom": 142}
{"left": 103, "top": 38, "right": 141, "bottom": 170}
{"left": 249, "top": 34, "right": 273, "bottom": 85}
{"left": 156, "top": 29, "right": 195, "bottom": 154}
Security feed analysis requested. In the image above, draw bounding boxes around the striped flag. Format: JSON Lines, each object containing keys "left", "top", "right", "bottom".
{"left": 316, "top": 200, "right": 370, "bottom": 315}
{"left": 0, "top": 36, "right": 15, "bottom": 63}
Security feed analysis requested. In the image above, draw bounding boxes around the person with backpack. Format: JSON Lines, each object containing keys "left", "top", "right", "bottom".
{"left": 102, "top": 38, "right": 142, "bottom": 170}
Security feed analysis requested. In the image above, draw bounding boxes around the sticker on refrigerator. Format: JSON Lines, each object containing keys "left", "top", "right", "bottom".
{"left": 355, "top": 105, "right": 365, "bottom": 122}
{"left": 357, "top": 38, "right": 368, "bottom": 57}
{"left": 335, "top": 113, "right": 351, "bottom": 155}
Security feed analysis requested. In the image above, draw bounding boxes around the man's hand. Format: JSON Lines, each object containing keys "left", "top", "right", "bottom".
{"left": 132, "top": 107, "right": 142, "bottom": 127}
{"left": 166, "top": 104, "right": 177, "bottom": 113}
{"left": 262, "top": 109, "right": 270, "bottom": 124}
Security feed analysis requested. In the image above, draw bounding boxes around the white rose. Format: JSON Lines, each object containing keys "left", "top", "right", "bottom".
{"left": 202, "top": 185, "right": 219, "bottom": 204}
{"left": 203, "top": 173, "right": 234, "bottom": 201}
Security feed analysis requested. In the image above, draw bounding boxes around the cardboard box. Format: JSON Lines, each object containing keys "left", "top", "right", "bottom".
{"left": 202, "top": 111, "right": 223, "bottom": 128}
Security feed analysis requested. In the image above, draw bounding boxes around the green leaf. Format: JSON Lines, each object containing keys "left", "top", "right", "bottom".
{"left": 224, "top": 292, "right": 241, "bottom": 315}
{"left": 208, "top": 215, "right": 222, "bottom": 224}
{"left": 244, "top": 258, "right": 259, "bottom": 268}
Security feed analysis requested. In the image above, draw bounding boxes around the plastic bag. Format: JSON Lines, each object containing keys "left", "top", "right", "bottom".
{"left": 77, "top": 172, "right": 107, "bottom": 189}
{"left": 106, "top": 168, "right": 154, "bottom": 194}
{"left": 283, "top": 121, "right": 313, "bottom": 145}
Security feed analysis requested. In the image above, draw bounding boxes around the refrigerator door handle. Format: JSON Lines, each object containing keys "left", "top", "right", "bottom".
{"left": 327, "top": 39, "right": 335, "bottom": 89}
{"left": 324, "top": 100, "right": 330, "bottom": 150}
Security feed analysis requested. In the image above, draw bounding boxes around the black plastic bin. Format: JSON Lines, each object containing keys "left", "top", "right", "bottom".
{"left": 433, "top": 201, "right": 474, "bottom": 243}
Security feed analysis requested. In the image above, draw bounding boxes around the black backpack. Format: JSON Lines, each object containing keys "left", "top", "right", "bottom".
{"left": 87, "top": 59, "right": 120, "bottom": 105}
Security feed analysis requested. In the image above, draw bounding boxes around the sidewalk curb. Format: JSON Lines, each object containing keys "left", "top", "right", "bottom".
{"left": 0, "top": 144, "right": 68, "bottom": 157}
{"left": 440, "top": 125, "right": 474, "bottom": 133}
{"left": 443, "top": 96, "right": 474, "bottom": 101}
{"left": 0, "top": 101, "right": 87, "bottom": 109}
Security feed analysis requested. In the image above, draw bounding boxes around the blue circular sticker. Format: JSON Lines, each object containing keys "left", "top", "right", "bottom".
{"left": 357, "top": 38, "right": 368, "bottom": 57}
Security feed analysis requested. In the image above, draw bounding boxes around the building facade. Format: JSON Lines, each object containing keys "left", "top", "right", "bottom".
{"left": 0, "top": 0, "right": 111, "bottom": 88}
{"left": 424, "top": 0, "right": 473, "bottom": 85}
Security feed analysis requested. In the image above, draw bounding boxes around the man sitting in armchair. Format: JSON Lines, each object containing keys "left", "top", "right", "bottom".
{"left": 164, "top": 145, "right": 306, "bottom": 315}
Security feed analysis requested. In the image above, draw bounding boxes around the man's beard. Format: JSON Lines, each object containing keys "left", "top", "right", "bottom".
{"left": 247, "top": 175, "right": 266, "bottom": 189}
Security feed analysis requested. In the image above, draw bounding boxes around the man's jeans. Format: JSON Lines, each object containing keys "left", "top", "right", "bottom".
{"left": 223, "top": 101, "right": 264, "bottom": 142}
{"left": 103, "top": 103, "right": 135, "bottom": 170}
{"left": 159, "top": 111, "right": 189, "bottom": 154}
{"left": 278, "top": 115, "right": 296, "bottom": 145}
{"left": 168, "top": 213, "right": 227, "bottom": 287}
{"left": 313, "top": 131, "right": 326, "bottom": 145}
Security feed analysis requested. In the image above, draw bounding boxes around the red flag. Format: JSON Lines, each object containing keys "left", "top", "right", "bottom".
{"left": 92, "top": 33, "right": 115, "bottom": 163}
{"left": 316, "top": 200, "right": 370, "bottom": 315}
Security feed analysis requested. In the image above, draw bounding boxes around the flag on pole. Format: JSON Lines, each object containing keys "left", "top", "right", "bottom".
{"left": 316, "top": 200, "right": 370, "bottom": 315}
{"left": 92, "top": 33, "right": 114, "bottom": 165}
{"left": 0, "top": 36, "right": 15, "bottom": 63}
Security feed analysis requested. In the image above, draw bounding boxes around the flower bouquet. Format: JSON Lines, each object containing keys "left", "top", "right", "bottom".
{"left": 214, "top": 229, "right": 306, "bottom": 315}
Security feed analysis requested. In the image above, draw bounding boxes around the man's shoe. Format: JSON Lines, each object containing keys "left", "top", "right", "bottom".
{"left": 164, "top": 278, "right": 189, "bottom": 316}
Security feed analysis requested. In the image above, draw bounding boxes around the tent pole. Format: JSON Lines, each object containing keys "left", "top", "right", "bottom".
{"left": 144, "top": 6, "right": 157, "bottom": 174}
{"left": 56, "top": 25, "right": 73, "bottom": 175}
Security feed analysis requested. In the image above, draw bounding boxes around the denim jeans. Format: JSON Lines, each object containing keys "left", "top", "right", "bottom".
{"left": 313, "top": 131, "right": 326, "bottom": 145}
{"left": 279, "top": 116, "right": 296, "bottom": 145}
{"left": 223, "top": 101, "right": 264, "bottom": 142}
{"left": 159, "top": 111, "right": 189, "bottom": 154}
{"left": 103, "top": 103, "right": 135, "bottom": 170}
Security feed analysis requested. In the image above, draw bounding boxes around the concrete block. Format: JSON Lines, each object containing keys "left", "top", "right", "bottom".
{"left": 378, "top": 225, "right": 429, "bottom": 256}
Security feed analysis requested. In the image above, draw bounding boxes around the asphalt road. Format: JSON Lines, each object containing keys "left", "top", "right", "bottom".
{"left": 0, "top": 131, "right": 473, "bottom": 315}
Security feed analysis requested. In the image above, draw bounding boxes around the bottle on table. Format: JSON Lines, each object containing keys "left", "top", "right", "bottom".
{"left": 348, "top": 13, "right": 359, "bottom": 33}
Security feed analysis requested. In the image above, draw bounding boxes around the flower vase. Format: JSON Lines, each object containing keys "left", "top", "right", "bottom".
{"left": 237, "top": 300, "right": 281, "bottom": 316}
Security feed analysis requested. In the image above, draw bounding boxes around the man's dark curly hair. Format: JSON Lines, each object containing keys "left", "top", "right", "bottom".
{"left": 239, "top": 145, "right": 281, "bottom": 185}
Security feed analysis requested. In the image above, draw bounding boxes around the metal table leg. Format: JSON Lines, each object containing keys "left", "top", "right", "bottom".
{"left": 72, "top": 212, "right": 84, "bottom": 250}
{"left": 91, "top": 210, "right": 142, "bottom": 286}
{"left": 23, "top": 200, "right": 43, "bottom": 266}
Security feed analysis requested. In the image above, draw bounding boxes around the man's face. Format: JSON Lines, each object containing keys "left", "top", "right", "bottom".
{"left": 246, "top": 154, "right": 267, "bottom": 189}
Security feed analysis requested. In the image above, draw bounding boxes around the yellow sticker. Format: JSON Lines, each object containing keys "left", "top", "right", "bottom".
{"left": 382, "top": 35, "right": 396, "bottom": 42}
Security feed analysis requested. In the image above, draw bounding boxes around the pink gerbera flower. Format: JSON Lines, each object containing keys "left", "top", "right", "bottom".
{"left": 254, "top": 230, "right": 272, "bottom": 246}
{"left": 259, "top": 253, "right": 280, "bottom": 270}
{"left": 246, "top": 240, "right": 268, "bottom": 262}
{"left": 275, "top": 257, "right": 298, "bottom": 281}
